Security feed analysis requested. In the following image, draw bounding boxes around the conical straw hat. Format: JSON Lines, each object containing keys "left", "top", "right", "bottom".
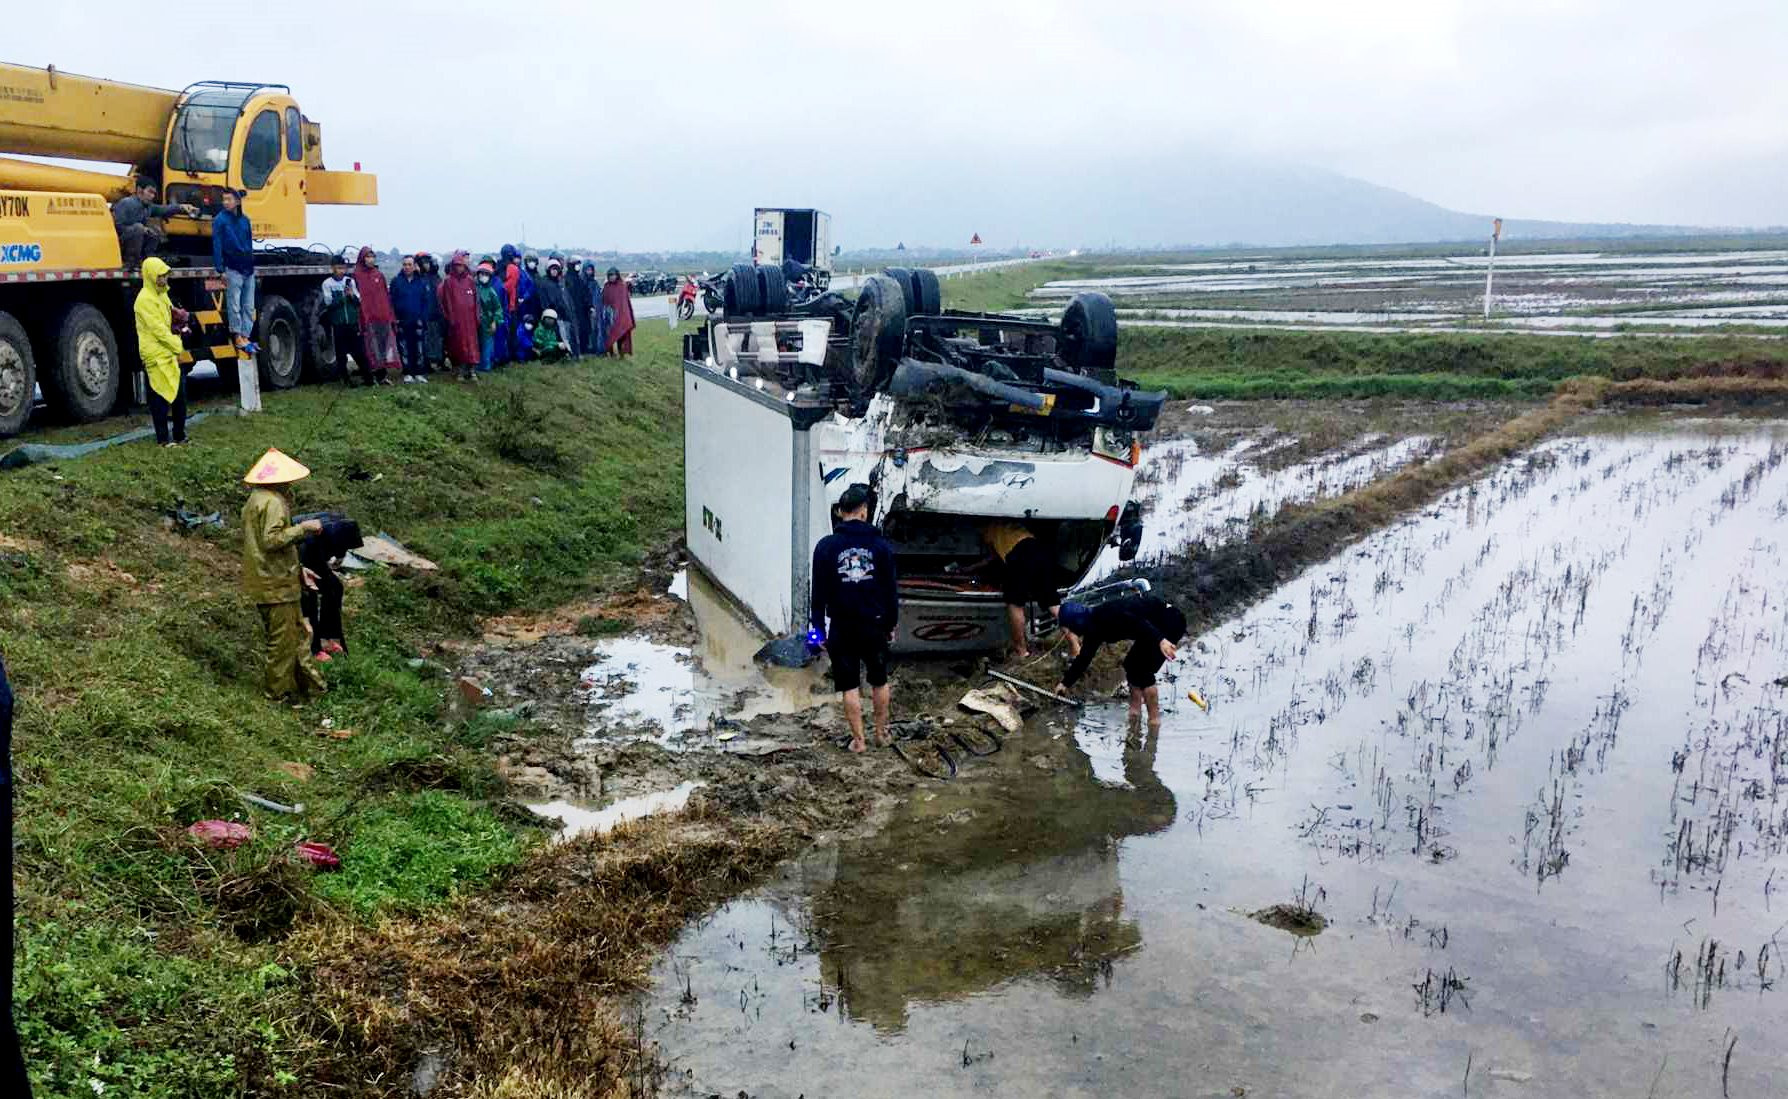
{"left": 243, "top": 448, "right": 311, "bottom": 485}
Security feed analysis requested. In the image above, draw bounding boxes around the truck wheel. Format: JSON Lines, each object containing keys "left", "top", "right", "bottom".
{"left": 724, "top": 263, "right": 760, "bottom": 318}
{"left": 0, "top": 311, "right": 36, "bottom": 437}
{"left": 882, "top": 267, "right": 914, "bottom": 312}
{"left": 1059, "top": 292, "right": 1118, "bottom": 374}
{"left": 45, "top": 304, "right": 120, "bottom": 423}
{"left": 846, "top": 274, "right": 907, "bottom": 402}
{"left": 256, "top": 295, "right": 303, "bottom": 390}
{"left": 757, "top": 264, "right": 789, "bottom": 313}
{"left": 297, "top": 288, "right": 341, "bottom": 381}
{"left": 909, "top": 268, "right": 943, "bottom": 316}
{"left": 883, "top": 268, "right": 943, "bottom": 316}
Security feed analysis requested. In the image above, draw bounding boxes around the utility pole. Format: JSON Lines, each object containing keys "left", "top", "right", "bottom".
{"left": 1483, "top": 217, "right": 1502, "bottom": 321}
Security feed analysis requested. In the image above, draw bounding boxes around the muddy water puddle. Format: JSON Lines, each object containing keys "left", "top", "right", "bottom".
{"left": 575, "top": 568, "right": 826, "bottom": 749}
{"left": 644, "top": 416, "right": 1788, "bottom": 1097}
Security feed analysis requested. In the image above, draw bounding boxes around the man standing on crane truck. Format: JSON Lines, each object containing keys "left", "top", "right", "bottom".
{"left": 213, "top": 189, "right": 258, "bottom": 356}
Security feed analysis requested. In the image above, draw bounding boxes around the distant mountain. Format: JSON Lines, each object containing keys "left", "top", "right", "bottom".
{"left": 790, "top": 147, "right": 1736, "bottom": 252}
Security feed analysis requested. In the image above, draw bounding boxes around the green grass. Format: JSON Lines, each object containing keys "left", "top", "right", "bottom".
{"left": 1116, "top": 326, "right": 1788, "bottom": 400}
{"left": 940, "top": 260, "right": 1075, "bottom": 312}
{"left": 5, "top": 322, "right": 689, "bottom": 1094}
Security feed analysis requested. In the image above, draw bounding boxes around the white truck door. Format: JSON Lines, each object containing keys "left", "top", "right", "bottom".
{"left": 814, "top": 212, "right": 833, "bottom": 274}
{"left": 754, "top": 209, "right": 784, "bottom": 267}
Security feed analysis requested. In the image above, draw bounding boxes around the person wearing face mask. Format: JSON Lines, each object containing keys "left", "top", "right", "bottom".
{"left": 564, "top": 256, "right": 592, "bottom": 357}
{"left": 437, "top": 250, "right": 482, "bottom": 382}
{"left": 415, "top": 253, "right": 446, "bottom": 372}
{"left": 582, "top": 261, "right": 608, "bottom": 355}
{"left": 476, "top": 260, "right": 503, "bottom": 371}
{"left": 389, "top": 255, "right": 432, "bottom": 383}
{"left": 534, "top": 257, "right": 575, "bottom": 358}
{"left": 519, "top": 252, "right": 542, "bottom": 325}
{"left": 601, "top": 266, "right": 636, "bottom": 358}
{"left": 350, "top": 246, "right": 401, "bottom": 383}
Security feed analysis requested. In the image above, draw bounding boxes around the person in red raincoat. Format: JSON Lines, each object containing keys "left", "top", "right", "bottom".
{"left": 600, "top": 266, "right": 636, "bottom": 358}
{"left": 350, "top": 246, "right": 401, "bottom": 383}
{"left": 436, "top": 250, "right": 481, "bottom": 381}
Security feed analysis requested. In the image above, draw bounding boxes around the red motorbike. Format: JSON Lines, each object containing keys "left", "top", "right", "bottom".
{"left": 677, "top": 276, "right": 700, "bottom": 321}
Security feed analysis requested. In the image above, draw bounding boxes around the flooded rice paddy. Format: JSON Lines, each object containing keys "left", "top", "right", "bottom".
{"left": 1030, "top": 249, "right": 1788, "bottom": 337}
{"left": 1087, "top": 432, "right": 1437, "bottom": 582}
{"left": 643, "top": 415, "right": 1788, "bottom": 1097}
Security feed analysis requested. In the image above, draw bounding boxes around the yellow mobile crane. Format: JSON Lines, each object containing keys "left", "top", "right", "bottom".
{"left": 0, "top": 63, "right": 378, "bottom": 434}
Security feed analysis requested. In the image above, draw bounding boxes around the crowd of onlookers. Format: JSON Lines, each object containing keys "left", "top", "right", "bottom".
{"left": 319, "top": 246, "right": 638, "bottom": 385}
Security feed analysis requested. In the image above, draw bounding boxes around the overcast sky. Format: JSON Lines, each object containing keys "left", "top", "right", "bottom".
{"left": 11, "top": 0, "right": 1784, "bottom": 251}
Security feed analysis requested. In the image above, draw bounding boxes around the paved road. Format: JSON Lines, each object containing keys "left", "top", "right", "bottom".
{"left": 633, "top": 256, "right": 1042, "bottom": 320}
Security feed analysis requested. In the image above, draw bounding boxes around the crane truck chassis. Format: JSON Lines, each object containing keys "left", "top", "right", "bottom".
{"left": 0, "top": 64, "right": 378, "bottom": 436}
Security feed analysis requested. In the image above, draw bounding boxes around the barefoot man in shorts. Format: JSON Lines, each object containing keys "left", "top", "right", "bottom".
{"left": 810, "top": 484, "right": 899, "bottom": 752}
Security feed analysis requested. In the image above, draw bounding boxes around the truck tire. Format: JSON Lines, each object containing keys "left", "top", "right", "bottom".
{"left": 724, "top": 263, "right": 760, "bottom": 318}
{"left": 45, "top": 303, "right": 120, "bottom": 422}
{"left": 882, "top": 268, "right": 943, "bottom": 317}
{"left": 256, "top": 294, "right": 303, "bottom": 390}
{"left": 846, "top": 274, "right": 907, "bottom": 402}
{"left": 883, "top": 267, "right": 914, "bottom": 312}
{"left": 297, "top": 287, "right": 342, "bottom": 381}
{"left": 757, "top": 264, "right": 789, "bottom": 314}
{"left": 0, "top": 311, "right": 36, "bottom": 437}
{"left": 1059, "top": 292, "right": 1118, "bottom": 375}
{"left": 909, "top": 268, "right": 943, "bottom": 316}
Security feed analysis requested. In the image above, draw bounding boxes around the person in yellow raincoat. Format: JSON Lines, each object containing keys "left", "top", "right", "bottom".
{"left": 134, "top": 256, "right": 190, "bottom": 447}
{"left": 241, "top": 448, "right": 326, "bottom": 701}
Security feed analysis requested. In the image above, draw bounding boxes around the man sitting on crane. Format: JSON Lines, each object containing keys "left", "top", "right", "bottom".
{"left": 110, "top": 179, "right": 197, "bottom": 269}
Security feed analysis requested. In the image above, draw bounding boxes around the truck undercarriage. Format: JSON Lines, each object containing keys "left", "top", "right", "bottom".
{"left": 682, "top": 265, "right": 1165, "bottom": 653}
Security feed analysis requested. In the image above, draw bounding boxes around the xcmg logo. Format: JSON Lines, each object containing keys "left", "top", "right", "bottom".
{"left": 0, "top": 243, "right": 43, "bottom": 264}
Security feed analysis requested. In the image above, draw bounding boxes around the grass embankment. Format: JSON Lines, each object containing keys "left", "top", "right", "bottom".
{"left": 939, "top": 260, "right": 1076, "bottom": 313}
{"left": 3, "top": 324, "right": 707, "bottom": 1094}
{"left": 1119, "top": 326, "right": 1788, "bottom": 401}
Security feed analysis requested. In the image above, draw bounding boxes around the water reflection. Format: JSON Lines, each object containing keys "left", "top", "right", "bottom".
{"left": 803, "top": 727, "right": 1174, "bottom": 1032}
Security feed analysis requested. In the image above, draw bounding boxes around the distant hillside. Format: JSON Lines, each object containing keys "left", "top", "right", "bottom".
{"left": 789, "top": 148, "right": 1757, "bottom": 252}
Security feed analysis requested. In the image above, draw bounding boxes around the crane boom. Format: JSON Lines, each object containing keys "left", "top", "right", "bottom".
{"left": 0, "top": 63, "right": 179, "bottom": 165}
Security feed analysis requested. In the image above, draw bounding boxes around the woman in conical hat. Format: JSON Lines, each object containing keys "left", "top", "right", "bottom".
{"left": 241, "top": 448, "right": 325, "bottom": 701}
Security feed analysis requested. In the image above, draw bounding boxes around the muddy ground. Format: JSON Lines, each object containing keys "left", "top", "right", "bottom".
{"left": 444, "top": 400, "right": 1485, "bottom": 839}
{"left": 402, "top": 394, "right": 1788, "bottom": 1096}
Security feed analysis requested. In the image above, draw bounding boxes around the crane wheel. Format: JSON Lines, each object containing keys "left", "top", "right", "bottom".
{"left": 0, "top": 311, "right": 37, "bottom": 437}
{"left": 46, "top": 303, "right": 120, "bottom": 423}
{"left": 255, "top": 295, "right": 303, "bottom": 390}
{"left": 297, "top": 288, "right": 342, "bottom": 382}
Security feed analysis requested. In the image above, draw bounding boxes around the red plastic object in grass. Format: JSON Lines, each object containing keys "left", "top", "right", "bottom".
{"left": 293, "top": 840, "right": 341, "bottom": 870}
{"left": 186, "top": 820, "right": 252, "bottom": 848}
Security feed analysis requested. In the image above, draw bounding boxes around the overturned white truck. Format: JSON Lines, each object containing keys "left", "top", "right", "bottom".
{"left": 683, "top": 265, "right": 1165, "bottom": 654}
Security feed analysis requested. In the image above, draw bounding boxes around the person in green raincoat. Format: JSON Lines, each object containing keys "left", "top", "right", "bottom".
{"left": 134, "top": 257, "right": 189, "bottom": 446}
{"left": 476, "top": 259, "right": 503, "bottom": 371}
{"left": 241, "top": 448, "right": 326, "bottom": 702}
{"left": 534, "top": 308, "right": 569, "bottom": 362}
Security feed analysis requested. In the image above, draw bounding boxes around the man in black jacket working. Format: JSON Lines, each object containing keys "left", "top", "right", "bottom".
{"left": 810, "top": 484, "right": 898, "bottom": 753}
{"left": 1052, "top": 592, "right": 1187, "bottom": 735}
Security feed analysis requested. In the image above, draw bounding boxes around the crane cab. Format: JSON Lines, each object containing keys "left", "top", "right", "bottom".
{"left": 158, "top": 82, "right": 312, "bottom": 245}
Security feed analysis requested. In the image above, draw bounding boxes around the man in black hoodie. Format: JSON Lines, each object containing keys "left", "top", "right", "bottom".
{"left": 810, "top": 484, "right": 898, "bottom": 752}
{"left": 1052, "top": 592, "right": 1186, "bottom": 735}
